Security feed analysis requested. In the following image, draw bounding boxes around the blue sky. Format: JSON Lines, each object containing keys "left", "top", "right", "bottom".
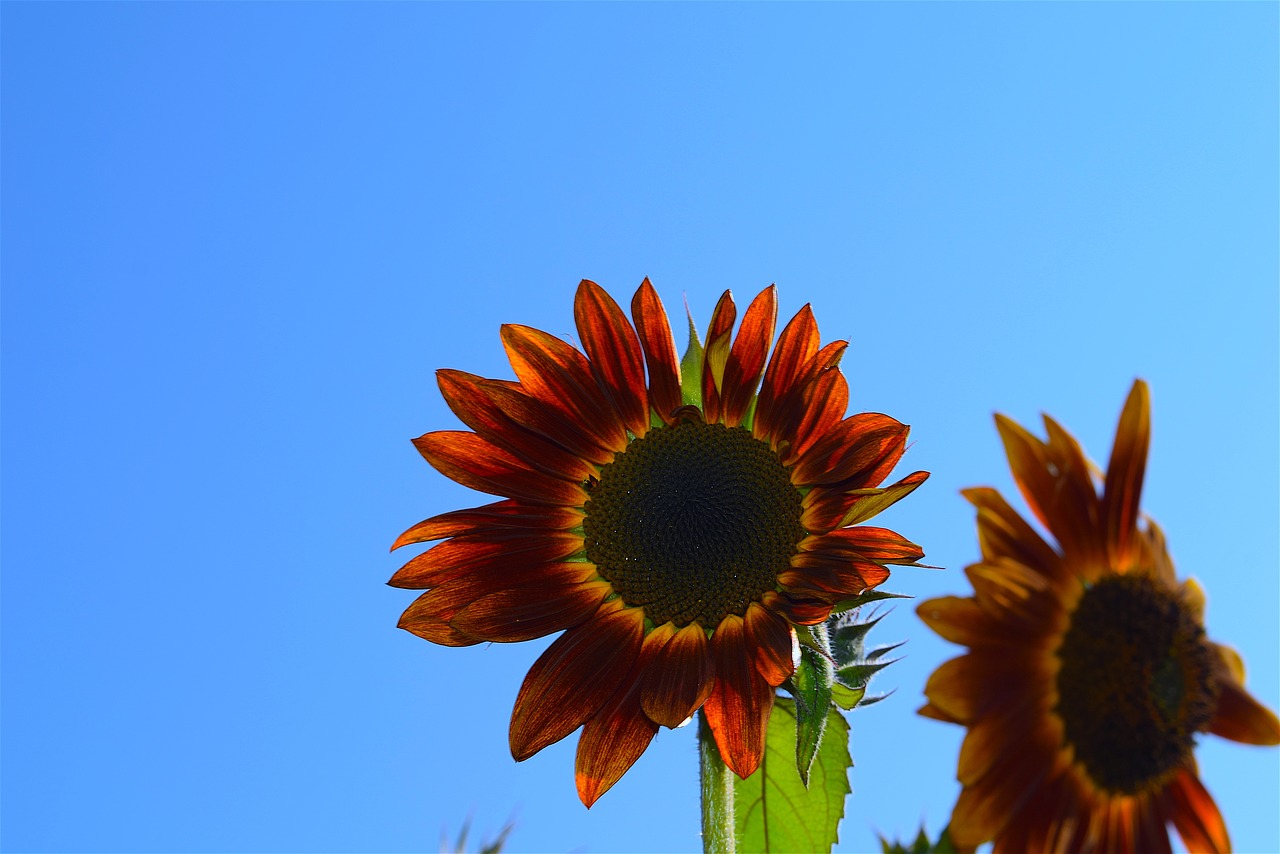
{"left": 3, "top": 4, "right": 1276, "bottom": 853}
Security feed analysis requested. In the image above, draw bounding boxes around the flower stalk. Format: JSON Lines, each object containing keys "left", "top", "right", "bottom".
{"left": 699, "top": 709, "right": 735, "bottom": 854}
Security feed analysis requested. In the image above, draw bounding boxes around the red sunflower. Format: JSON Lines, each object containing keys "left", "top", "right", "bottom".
{"left": 919, "top": 380, "right": 1280, "bottom": 852}
{"left": 391, "top": 278, "right": 928, "bottom": 806}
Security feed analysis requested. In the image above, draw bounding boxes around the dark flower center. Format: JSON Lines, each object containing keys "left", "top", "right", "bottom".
{"left": 582, "top": 420, "right": 805, "bottom": 628}
{"left": 1054, "top": 572, "right": 1220, "bottom": 795}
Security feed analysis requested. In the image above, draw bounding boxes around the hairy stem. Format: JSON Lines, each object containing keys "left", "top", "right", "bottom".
{"left": 699, "top": 709, "right": 735, "bottom": 854}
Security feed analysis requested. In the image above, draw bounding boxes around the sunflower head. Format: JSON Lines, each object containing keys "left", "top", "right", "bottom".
{"left": 391, "top": 278, "right": 928, "bottom": 805}
{"left": 918, "top": 380, "right": 1280, "bottom": 853}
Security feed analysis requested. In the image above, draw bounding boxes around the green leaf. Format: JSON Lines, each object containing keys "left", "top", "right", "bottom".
{"left": 787, "top": 642, "right": 834, "bottom": 785}
{"left": 734, "top": 698, "right": 851, "bottom": 854}
{"left": 680, "top": 308, "right": 704, "bottom": 407}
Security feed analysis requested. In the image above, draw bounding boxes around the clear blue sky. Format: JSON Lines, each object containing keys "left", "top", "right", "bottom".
{"left": 3, "top": 4, "right": 1276, "bottom": 853}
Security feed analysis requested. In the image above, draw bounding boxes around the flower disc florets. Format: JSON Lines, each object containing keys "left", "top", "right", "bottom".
{"left": 583, "top": 419, "right": 805, "bottom": 628}
{"left": 1055, "top": 572, "right": 1219, "bottom": 795}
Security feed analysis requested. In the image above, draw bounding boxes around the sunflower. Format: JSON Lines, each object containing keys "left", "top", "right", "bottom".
{"left": 391, "top": 278, "right": 928, "bottom": 806}
{"left": 918, "top": 380, "right": 1280, "bottom": 853}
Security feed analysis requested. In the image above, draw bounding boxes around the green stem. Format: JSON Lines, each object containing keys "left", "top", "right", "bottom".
{"left": 698, "top": 709, "right": 736, "bottom": 854}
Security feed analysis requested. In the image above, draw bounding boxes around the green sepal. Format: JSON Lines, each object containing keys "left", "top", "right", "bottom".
{"left": 855, "top": 689, "right": 893, "bottom": 707}
{"left": 680, "top": 308, "right": 704, "bottom": 408}
{"left": 830, "top": 683, "right": 866, "bottom": 711}
{"left": 794, "top": 623, "right": 832, "bottom": 656}
{"left": 835, "top": 659, "right": 895, "bottom": 689}
{"left": 734, "top": 697, "right": 850, "bottom": 853}
{"left": 867, "top": 640, "right": 906, "bottom": 661}
{"left": 879, "top": 826, "right": 957, "bottom": 854}
{"left": 444, "top": 816, "right": 515, "bottom": 854}
{"left": 785, "top": 633, "right": 834, "bottom": 786}
{"left": 830, "top": 612, "right": 885, "bottom": 665}
{"left": 829, "top": 588, "right": 911, "bottom": 618}
{"left": 826, "top": 602, "right": 903, "bottom": 711}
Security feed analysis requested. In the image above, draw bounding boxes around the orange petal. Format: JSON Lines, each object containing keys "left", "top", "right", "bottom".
{"left": 1114, "top": 799, "right": 1138, "bottom": 852}
{"left": 1091, "top": 797, "right": 1137, "bottom": 854}
{"left": 1164, "top": 768, "right": 1230, "bottom": 854}
{"left": 396, "top": 608, "right": 483, "bottom": 646}
{"left": 387, "top": 531, "right": 583, "bottom": 589}
{"left": 720, "top": 286, "right": 777, "bottom": 427}
{"left": 392, "top": 501, "right": 585, "bottom": 550}
{"left": 992, "top": 770, "right": 1074, "bottom": 854}
{"left": 923, "top": 650, "right": 1045, "bottom": 725}
{"left": 916, "top": 596, "right": 1035, "bottom": 648}
{"left": 477, "top": 378, "right": 617, "bottom": 466}
{"left": 396, "top": 591, "right": 484, "bottom": 646}
{"left": 1181, "top": 578, "right": 1208, "bottom": 627}
{"left": 574, "top": 280, "right": 649, "bottom": 437}
{"left": 809, "top": 339, "right": 846, "bottom": 370}
{"left": 702, "top": 615, "right": 775, "bottom": 778}
{"left": 770, "top": 590, "right": 832, "bottom": 626}
{"left": 575, "top": 699, "right": 657, "bottom": 808}
{"left": 1213, "top": 643, "right": 1246, "bottom": 689}
{"left": 1131, "top": 791, "right": 1174, "bottom": 854}
{"left": 1141, "top": 518, "right": 1179, "bottom": 587}
{"left": 744, "top": 602, "right": 794, "bottom": 687}
{"left": 509, "top": 601, "right": 645, "bottom": 761}
{"left": 1041, "top": 769, "right": 1094, "bottom": 853}
{"left": 451, "top": 580, "right": 611, "bottom": 642}
{"left": 631, "top": 278, "right": 683, "bottom": 424}
{"left": 948, "top": 729, "right": 1058, "bottom": 850}
{"left": 1102, "top": 380, "right": 1151, "bottom": 571}
{"left": 995, "top": 414, "right": 1104, "bottom": 570}
{"left": 501, "top": 324, "right": 627, "bottom": 452}
{"left": 1042, "top": 414, "right": 1107, "bottom": 570}
{"left": 413, "top": 431, "right": 587, "bottom": 506}
{"left": 700, "top": 291, "right": 737, "bottom": 423}
{"left": 783, "top": 368, "right": 849, "bottom": 460}
{"left": 962, "top": 486, "right": 1067, "bottom": 587}
{"left": 767, "top": 340, "right": 848, "bottom": 447}
{"left": 640, "top": 622, "right": 715, "bottom": 728}
{"left": 753, "top": 304, "right": 819, "bottom": 441}
{"left": 1003, "top": 773, "right": 1105, "bottom": 854}
{"left": 965, "top": 554, "right": 1052, "bottom": 601}
{"left": 782, "top": 552, "right": 890, "bottom": 598}
{"left": 799, "top": 486, "right": 857, "bottom": 535}
{"left": 811, "top": 526, "right": 925, "bottom": 565}
{"left": 396, "top": 566, "right": 599, "bottom": 644}
{"left": 917, "top": 701, "right": 961, "bottom": 724}
{"left": 835, "top": 470, "right": 931, "bottom": 527}
{"left": 399, "top": 560, "right": 594, "bottom": 618}
{"left": 437, "top": 370, "right": 597, "bottom": 482}
{"left": 575, "top": 639, "right": 661, "bottom": 807}
{"left": 956, "top": 687, "right": 1041, "bottom": 785}
{"left": 791, "top": 412, "right": 908, "bottom": 488}
{"left": 964, "top": 559, "right": 1060, "bottom": 632}
{"left": 1206, "top": 676, "right": 1280, "bottom": 745}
